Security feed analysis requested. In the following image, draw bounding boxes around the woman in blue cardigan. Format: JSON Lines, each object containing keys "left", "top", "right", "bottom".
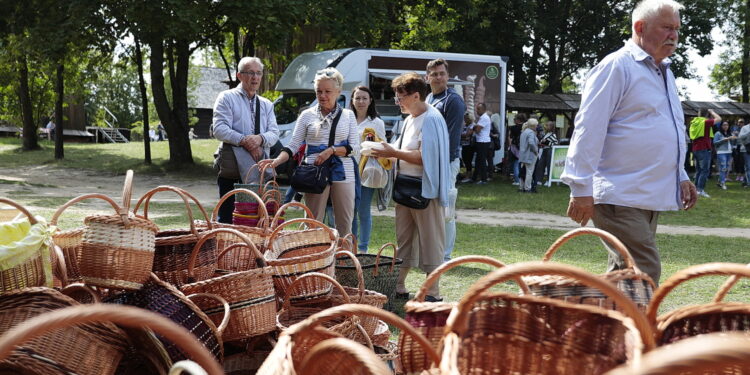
{"left": 372, "top": 72, "right": 450, "bottom": 302}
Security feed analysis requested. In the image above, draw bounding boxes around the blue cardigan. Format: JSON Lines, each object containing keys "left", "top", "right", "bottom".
{"left": 419, "top": 105, "right": 451, "bottom": 207}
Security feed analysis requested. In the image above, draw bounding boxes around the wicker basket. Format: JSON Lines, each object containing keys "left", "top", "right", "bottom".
{"left": 193, "top": 187, "right": 271, "bottom": 270}
{"left": 50, "top": 197, "right": 88, "bottom": 284}
{"left": 297, "top": 337, "right": 392, "bottom": 375}
{"left": 646, "top": 262, "right": 750, "bottom": 346}
{"left": 0, "top": 303, "right": 224, "bottom": 375}
{"left": 0, "top": 198, "right": 54, "bottom": 292}
{"left": 269, "top": 201, "right": 315, "bottom": 229}
{"left": 277, "top": 272, "right": 355, "bottom": 333}
{"left": 75, "top": 190, "right": 159, "bottom": 290}
{"left": 104, "top": 273, "right": 229, "bottom": 362}
{"left": 336, "top": 242, "right": 402, "bottom": 310}
{"left": 328, "top": 250, "right": 387, "bottom": 338}
{"left": 440, "top": 261, "right": 654, "bottom": 375}
{"left": 523, "top": 227, "right": 656, "bottom": 312}
{"left": 181, "top": 228, "right": 277, "bottom": 342}
{"left": 0, "top": 287, "right": 129, "bottom": 375}
{"left": 264, "top": 218, "right": 338, "bottom": 300}
{"left": 133, "top": 186, "right": 217, "bottom": 287}
{"left": 398, "top": 255, "right": 527, "bottom": 375}
{"left": 605, "top": 332, "right": 750, "bottom": 375}
{"left": 258, "top": 303, "right": 440, "bottom": 375}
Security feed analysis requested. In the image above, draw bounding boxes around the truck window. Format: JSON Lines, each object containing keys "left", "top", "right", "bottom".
{"left": 274, "top": 93, "right": 316, "bottom": 125}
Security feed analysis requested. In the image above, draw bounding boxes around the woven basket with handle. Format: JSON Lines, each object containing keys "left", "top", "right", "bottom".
{"left": 0, "top": 303, "right": 224, "bottom": 375}
{"left": 181, "top": 228, "right": 277, "bottom": 342}
{"left": 258, "top": 303, "right": 441, "bottom": 375}
{"left": 0, "top": 198, "right": 53, "bottom": 292}
{"left": 646, "top": 262, "right": 750, "bottom": 346}
{"left": 298, "top": 337, "right": 392, "bottom": 375}
{"left": 523, "top": 227, "right": 656, "bottom": 312}
{"left": 264, "top": 217, "right": 338, "bottom": 301}
{"left": 133, "top": 186, "right": 217, "bottom": 287}
{"left": 440, "top": 261, "right": 654, "bottom": 375}
{"left": 335, "top": 239, "right": 402, "bottom": 310}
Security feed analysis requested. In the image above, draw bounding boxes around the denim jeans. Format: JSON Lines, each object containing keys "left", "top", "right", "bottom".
{"left": 717, "top": 153, "right": 732, "bottom": 184}
{"left": 744, "top": 152, "right": 750, "bottom": 184}
{"left": 693, "top": 149, "right": 711, "bottom": 190}
{"left": 512, "top": 158, "right": 520, "bottom": 183}
{"left": 352, "top": 186, "right": 375, "bottom": 253}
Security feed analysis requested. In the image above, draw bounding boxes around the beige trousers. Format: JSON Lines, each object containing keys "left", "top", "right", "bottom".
{"left": 394, "top": 199, "right": 445, "bottom": 297}
{"left": 592, "top": 204, "right": 661, "bottom": 285}
{"left": 303, "top": 182, "right": 355, "bottom": 237}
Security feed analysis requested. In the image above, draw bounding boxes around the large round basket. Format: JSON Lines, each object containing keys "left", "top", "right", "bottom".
{"left": 523, "top": 227, "right": 656, "bottom": 313}
{"left": 440, "top": 262, "right": 654, "bottom": 375}
{"left": 297, "top": 337, "right": 392, "bottom": 375}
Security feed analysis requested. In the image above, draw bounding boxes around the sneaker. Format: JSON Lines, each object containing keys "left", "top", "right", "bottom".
{"left": 721, "top": 183, "right": 727, "bottom": 190}
{"left": 698, "top": 190, "right": 711, "bottom": 198}
{"left": 512, "top": 181, "right": 520, "bottom": 186}
{"left": 475, "top": 181, "right": 488, "bottom": 185}
{"left": 460, "top": 178, "right": 473, "bottom": 183}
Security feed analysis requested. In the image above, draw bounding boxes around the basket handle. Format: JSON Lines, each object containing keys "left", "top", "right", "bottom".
{"left": 0, "top": 198, "right": 37, "bottom": 225}
{"left": 165, "top": 187, "right": 215, "bottom": 232}
{"left": 0, "top": 304, "right": 223, "bottom": 375}
{"left": 121, "top": 170, "right": 134, "bottom": 212}
{"left": 646, "top": 262, "right": 750, "bottom": 324}
{"left": 413, "top": 255, "right": 530, "bottom": 302}
{"left": 373, "top": 243, "right": 398, "bottom": 276}
{"left": 50, "top": 194, "right": 128, "bottom": 228}
{"left": 335, "top": 251, "right": 365, "bottom": 303}
{"left": 262, "top": 189, "right": 282, "bottom": 205}
{"left": 51, "top": 244, "right": 69, "bottom": 288}
{"left": 712, "top": 262, "right": 750, "bottom": 303}
{"left": 281, "top": 272, "right": 351, "bottom": 312}
{"left": 242, "top": 164, "right": 265, "bottom": 191}
{"left": 270, "top": 202, "right": 315, "bottom": 228}
{"left": 446, "top": 261, "right": 656, "bottom": 351}
{"left": 169, "top": 360, "right": 208, "bottom": 375}
{"left": 187, "top": 228, "right": 266, "bottom": 279}
{"left": 543, "top": 228, "right": 637, "bottom": 270}
{"left": 338, "top": 233, "right": 357, "bottom": 252}
{"left": 263, "top": 180, "right": 281, "bottom": 197}
{"left": 266, "top": 218, "right": 336, "bottom": 251}
{"left": 298, "top": 337, "right": 391, "bottom": 375}
{"left": 216, "top": 243, "right": 258, "bottom": 262}
{"left": 60, "top": 283, "right": 101, "bottom": 303}
{"left": 132, "top": 186, "right": 204, "bottom": 236}
{"left": 210, "top": 188, "right": 269, "bottom": 224}
{"left": 186, "top": 293, "right": 231, "bottom": 336}
{"left": 286, "top": 303, "right": 442, "bottom": 367}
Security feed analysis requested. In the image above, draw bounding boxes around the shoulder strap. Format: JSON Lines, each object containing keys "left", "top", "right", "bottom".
{"left": 328, "top": 109, "right": 343, "bottom": 147}
{"left": 254, "top": 96, "right": 260, "bottom": 135}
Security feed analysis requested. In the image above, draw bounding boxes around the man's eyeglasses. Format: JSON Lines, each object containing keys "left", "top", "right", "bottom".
{"left": 240, "top": 71, "right": 263, "bottom": 77}
{"left": 394, "top": 93, "right": 411, "bottom": 104}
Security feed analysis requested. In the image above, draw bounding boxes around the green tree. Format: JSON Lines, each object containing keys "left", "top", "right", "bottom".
{"left": 710, "top": 0, "right": 749, "bottom": 102}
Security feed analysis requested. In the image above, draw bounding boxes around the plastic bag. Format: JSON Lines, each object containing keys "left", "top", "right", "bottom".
{"left": 361, "top": 157, "right": 388, "bottom": 188}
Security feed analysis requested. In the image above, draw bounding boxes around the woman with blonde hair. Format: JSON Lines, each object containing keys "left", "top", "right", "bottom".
{"left": 259, "top": 68, "right": 359, "bottom": 236}
{"left": 519, "top": 118, "right": 539, "bottom": 193}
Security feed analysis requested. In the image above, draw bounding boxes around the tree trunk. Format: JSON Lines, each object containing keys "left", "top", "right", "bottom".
{"left": 743, "top": 0, "right": 750, "bottom": 102}
{"left": 149, "top": 38, "right": 193, "bottom": 165}
{"left": 54, "top": 63, "right": 64, "bottom": 160}
{"left": 16, "top": 56, "right": 39, "bottom": 151}
{"left": 134, "top": 36, "right": 151, "bottom": 164}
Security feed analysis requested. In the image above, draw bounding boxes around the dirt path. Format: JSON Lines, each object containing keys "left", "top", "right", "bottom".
{"left": 3, "top": 166, "right": 750, "bottom": 239}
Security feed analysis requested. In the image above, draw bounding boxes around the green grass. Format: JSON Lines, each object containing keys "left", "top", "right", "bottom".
{"left": 8, "top": 195, "right": 747, "bottom": 316}
{"left": 457, "top": 175, "right": 750, "bottom": 228}
{"left": 0, "top": 137, "right": 217, "bottom": 177}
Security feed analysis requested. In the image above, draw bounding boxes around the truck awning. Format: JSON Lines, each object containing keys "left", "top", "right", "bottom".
{"left": 369, "top": 70, "right": 474, "bottom": 86}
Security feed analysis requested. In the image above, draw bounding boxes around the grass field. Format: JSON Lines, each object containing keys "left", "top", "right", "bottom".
{"left": 2, "top": 137, "right": 750, "bottom": 316}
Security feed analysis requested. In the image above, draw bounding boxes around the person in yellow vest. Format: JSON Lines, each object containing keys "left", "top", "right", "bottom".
{"left": 690, "top": 109, "right": 721, "bottom": 198}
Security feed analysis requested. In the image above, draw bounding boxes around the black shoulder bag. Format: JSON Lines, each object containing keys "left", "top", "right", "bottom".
{"left": 392, "top": 121, "right": 430, "bottom": 209}
{"left": 289, "top": 110, "right": 342, "bottom": 194}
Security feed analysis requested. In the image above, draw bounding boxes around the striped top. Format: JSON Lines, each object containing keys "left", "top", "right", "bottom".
{"left": 288, "top": 105, "right": 359, "bottom": 182}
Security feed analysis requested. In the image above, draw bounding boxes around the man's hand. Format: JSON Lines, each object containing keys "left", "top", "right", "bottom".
{"left": 251, "top": 147, "right": 264, "bottom": 163}
{"left": 680, "top": 180, "right": 698, "bottom": 210}
{"left": 240, "top": 135, "right": 263, "bottom": 152}
{"left": 567, "top": 196, "right": 594, "bottom": 226}
{"left": 370, "top": 142, "right": 397, "bottom": 158}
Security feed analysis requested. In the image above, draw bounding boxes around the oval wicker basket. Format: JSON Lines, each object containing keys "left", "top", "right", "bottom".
{"left": 0, "top": 198, "right": 53, "bottom": 292}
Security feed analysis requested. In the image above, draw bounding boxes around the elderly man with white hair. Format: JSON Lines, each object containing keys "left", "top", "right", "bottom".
{"left": 212, "top": 56, "right": 280, "bottom": 223}
{"left": 561, "top": 0, "right": 698, "bottom": 285}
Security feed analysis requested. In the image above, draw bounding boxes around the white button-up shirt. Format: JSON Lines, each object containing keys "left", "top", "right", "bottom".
{"left": 212, "top": 84, "right": 279, "bottom": 152}
{"left": 561, "top": 40, "right": 689, "bottom": 211}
